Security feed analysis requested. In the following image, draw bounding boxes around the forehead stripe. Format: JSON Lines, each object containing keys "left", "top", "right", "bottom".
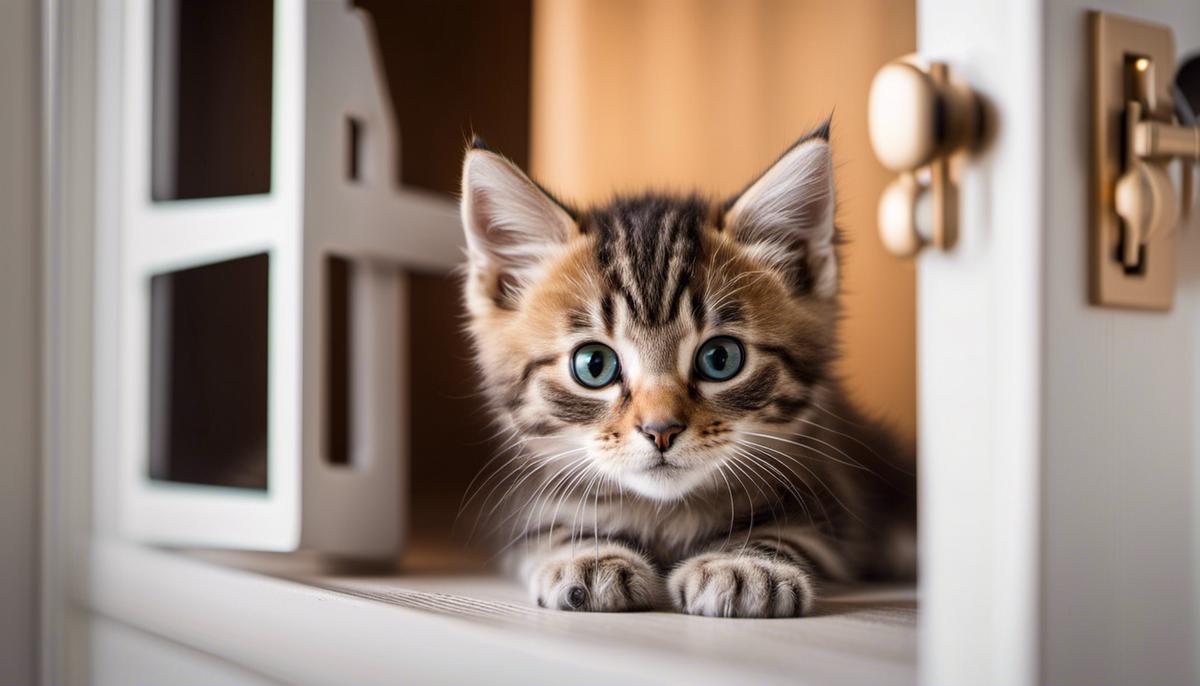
{"left": 592, "top": 194, "right": 707, "bottom": 326}
{"left": 715, "top": 300, "right": 743, "bottom": 325}
{"left": 665, "top": 271, "right": 690, "bottom": 324}
{"left": 600, "top": 292, "right": 615, "bottom": 334}
{"left": 565, "top": 308, "right": 591, "bottom": 332}
{"left": 689, "top": 290, "right": 707, "bottom": 330}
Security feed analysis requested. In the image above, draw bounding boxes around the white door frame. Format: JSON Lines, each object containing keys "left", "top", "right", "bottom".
{"left": 40, "top": 0, "right": 102, "bottom": 682}
{"left": 916, "top": 0, "right": 1044, "bottom": 683}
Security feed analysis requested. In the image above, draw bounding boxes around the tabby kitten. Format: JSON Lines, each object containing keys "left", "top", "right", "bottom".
{"left": 459, "top": 123, "right": 915, "bottom": 618}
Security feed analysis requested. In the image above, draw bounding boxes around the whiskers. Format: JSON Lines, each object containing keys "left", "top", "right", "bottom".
{"left": 462, "top": 439, "right": 630, "bottom": 565}
{"left": 455, "top": 436, "right": 588, "bottom": 543}
{"left": 734, "top": 436, "right": 862, "bottom": 525}
{"left": 458, "top": 412, "right": 886, "bottom": 567}
{"left": 727, "top": 410, "right": 898, "bottom": 528}
{"left": 741, "top": 430, "right": 872, "bottom": 472}
{"left": 806, "top": 401, "right": 917, "bottom": 477}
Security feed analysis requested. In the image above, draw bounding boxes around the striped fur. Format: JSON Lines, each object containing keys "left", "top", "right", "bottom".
{"left": 460, "top": 126, "right": 915, "bottom": 617}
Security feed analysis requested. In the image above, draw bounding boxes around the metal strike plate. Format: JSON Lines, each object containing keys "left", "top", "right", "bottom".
{"left": 1090, "top": 12, "right": 1177, "bottom": 310}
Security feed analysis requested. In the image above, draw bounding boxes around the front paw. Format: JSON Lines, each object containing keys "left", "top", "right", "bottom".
{"left": 530, "top": 544, "right": 662, "bottom": 612}
{"left": 668, "top": 553, "right": 815, "bottom": 618}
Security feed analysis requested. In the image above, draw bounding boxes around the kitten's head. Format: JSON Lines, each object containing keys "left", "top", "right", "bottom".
{"left": 460, "top": 125, "right": 838, "bottom": 501}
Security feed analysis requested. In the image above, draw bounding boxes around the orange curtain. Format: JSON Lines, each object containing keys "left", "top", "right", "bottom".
{"left": 531, "top": 0, "right": 917, "bottom": 447}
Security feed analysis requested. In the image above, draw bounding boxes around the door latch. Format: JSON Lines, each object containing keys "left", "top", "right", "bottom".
{"left": 867, "top": 56, "right": 985, "bottom": 258}
{"left": 1090, "top": 12, "right": 1195, "bottom": 310}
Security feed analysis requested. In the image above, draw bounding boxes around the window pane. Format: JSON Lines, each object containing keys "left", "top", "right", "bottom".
{"left": 152, "top": 0, "right": 274, "bottom": 200}
{"left": 149, "top": 253, "right": 270, "bottom": 490}
{"left": 325, "top": 256, "right": 352, "bottom": 466}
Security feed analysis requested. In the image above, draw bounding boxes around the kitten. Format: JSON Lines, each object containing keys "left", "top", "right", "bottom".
{"left": 458, "top": 122, "right": 915, "bottom": 618}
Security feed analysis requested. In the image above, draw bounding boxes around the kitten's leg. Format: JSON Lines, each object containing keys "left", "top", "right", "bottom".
{"left": 514, "top": 533, "right": 664, "bottom": 612}
{"left": 668, "top": 526, "right": 848, "bottom": 618}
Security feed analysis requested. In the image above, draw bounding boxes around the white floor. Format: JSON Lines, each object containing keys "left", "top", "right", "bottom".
{"left": 324, "top": 574, "right": 918, "bottom": 685}
{"left": 86, "top": 541, "right": 917, "bottom": 686}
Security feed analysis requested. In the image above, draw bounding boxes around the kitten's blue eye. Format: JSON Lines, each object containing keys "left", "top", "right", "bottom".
{"left": 695, "top": 336, "right": 744, "bottom": 381}
{"left": 571, "top": 343, "right": 620, "bottom": 389}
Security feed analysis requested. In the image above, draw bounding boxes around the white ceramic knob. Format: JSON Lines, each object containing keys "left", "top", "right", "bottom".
{"left": 878, "top": 173, "right": 932, "bottom": 258}
{"left": 869, "top": 57, "right": 981, "bottom": 258}
{"left": 869, "top": 62, "right": 941, "bottom": 172}
{"left": 868, "top": 58, "right": 981, "bottom": 173}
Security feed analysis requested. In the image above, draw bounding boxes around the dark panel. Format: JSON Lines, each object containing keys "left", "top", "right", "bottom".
{"left": 326, "top": 256, "right": 353, "bottom": 466}
{"left": 406, "top": 273, "right": 498, "bottom": 545}
{"left": 355, "top": 0, "right": 532, "bottom": 194}
{"left": 152, "top": 0, "right": 274, "bottom": 200}
{"left": 346, "top": 116, "right": 365, "bottom": 183}
{"left": 149, "top": 253, "right": 270, "bottom": 490}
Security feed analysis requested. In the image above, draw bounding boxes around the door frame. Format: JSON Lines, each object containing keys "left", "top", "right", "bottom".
{"left": 60, "top": 1, "right": 1200, "bottom": 685}
{"left": 40, "top": 0, "right": 103, "bottom": 682}
{"left": 916, "top": 0, "right": 1044, "bottom": 683}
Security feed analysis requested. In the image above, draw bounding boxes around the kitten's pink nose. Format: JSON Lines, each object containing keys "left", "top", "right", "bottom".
{"left": 638, "top": 420, "right": 686, "bottom": 452}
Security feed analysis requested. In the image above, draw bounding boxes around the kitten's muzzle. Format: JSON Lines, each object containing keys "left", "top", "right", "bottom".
{"left": 638, "top": 420, "right": 686, "bottom": 452}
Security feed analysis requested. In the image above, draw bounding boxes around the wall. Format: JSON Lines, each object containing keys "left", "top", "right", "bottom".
{"left": 530, "top": 0, "right": 917, "bottom": 447}
{"left": 1042, "top": 2, "right": 1200, "bottom": 683}
{"left": 0, "top": 0, "right": 40, "bottom": 682}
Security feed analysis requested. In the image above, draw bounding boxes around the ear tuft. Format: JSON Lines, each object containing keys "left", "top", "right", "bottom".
{"left": 469, "top": 135, "right": 491, "bottom": 152}
{"left": 723, "top": 132, "right": 837, "bottom": 298}
{"left": 805, "top": 116, "right": 832, "bottom": 143}
{"left": 461, "top": 149, "right": 577, "bottom": 308}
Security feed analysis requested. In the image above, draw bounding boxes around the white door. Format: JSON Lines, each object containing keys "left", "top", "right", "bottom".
{"left": 919, "top": 1, "right": 1200, "bottom": 684}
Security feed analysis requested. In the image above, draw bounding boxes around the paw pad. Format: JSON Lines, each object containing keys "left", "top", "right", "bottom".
{"left": 565, "top": 584, "right": 588, "bottom": 609}
{"left": 528, "top": 545, "right": 663, "bottom": 612}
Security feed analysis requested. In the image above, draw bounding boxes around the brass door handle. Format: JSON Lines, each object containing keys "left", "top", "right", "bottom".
{"left": 1112, "top": 58, "right": 1198, "bottom": 270}
{"left": 868, "top": 57, "right": 985, "bottom": 258}
{"left": 1089, "top": 12, "right": 1194, "bottom": 311}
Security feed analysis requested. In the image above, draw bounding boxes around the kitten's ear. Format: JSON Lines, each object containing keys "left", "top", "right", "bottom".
{"left": 461, "top": 143, "right": 578, "bottom": 307}
{"left": 723, "top": 123, "right": 837, "bottom": 298}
